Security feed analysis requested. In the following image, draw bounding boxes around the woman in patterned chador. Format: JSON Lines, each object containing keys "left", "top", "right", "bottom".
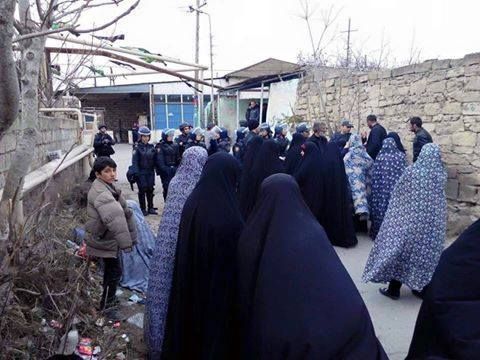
{"left": 369, "top": 137, "right": 407, "bottom": 240}
{"left": 145, "top": 146, "right": 208, "bottom": 358}
{"left": 363, "top": 143, "right": 447, "bottom": 300}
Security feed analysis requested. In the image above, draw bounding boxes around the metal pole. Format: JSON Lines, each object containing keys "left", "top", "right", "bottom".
{"left": 259, "top": 82, "right": 264, "bottom": 123}
{"left": 346, "top": 18, "right": 351, "bottom": 67}
{"left": 207, "top": 13, "right": 215, "bottom": 122}
{"left": 194, "top": 0, "right": 201, "bottom": 126}
{"left": 236, "top": 90, "right": 240, "bottom": 124}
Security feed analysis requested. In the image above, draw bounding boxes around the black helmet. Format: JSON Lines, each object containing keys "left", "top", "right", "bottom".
{"left": 296, "top": 122, "right": 310, "bottom": 134}
{"left": 274, "top": 123, "right": 288, "bottom": 136}
{"left": 98, "top": 124, "right": 107, "bottom": 130}
{"left": 138, "top": 126, "right": 151, "bottom": 136}
{"left": 179, "top": 122, "right": 192, "bottom": 132}
{"left": 219, "top": 127, "right": 229, "bottom": 140}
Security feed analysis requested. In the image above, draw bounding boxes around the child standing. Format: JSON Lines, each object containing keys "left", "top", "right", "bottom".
{"left": 85, "top": 157, "right": 137, "bottom": 317}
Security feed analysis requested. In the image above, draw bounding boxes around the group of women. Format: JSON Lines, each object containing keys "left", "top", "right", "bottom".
{"left": 143, "top": 124, "right": 480, "bottom": 359}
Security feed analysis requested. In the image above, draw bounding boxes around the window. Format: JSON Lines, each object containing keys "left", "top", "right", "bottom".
{"left": 183, "top": 95, "right": 194, "bottom": 103}
{"left": 203, "top": 95, "right": 211, "bottom": 103}
{"left": 167, "top": 94, "right": 181, "bottom": 103}
{"left": 154, "top": 95, "right": 166, "bottom": 103}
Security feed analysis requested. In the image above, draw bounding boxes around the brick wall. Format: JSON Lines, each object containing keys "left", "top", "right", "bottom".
{"left": 295, "top": 53, "right": 480, "bottom": 236}
{"left": 80, "top": 93, "right": 149, "bottom": 142}
{"left": 0, "top": 116, "right": 80, "bottom": 189}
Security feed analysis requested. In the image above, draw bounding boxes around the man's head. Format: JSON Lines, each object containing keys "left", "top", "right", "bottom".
{"left": 248, "top": 120, "right": 260, "bottom": 133}
{"left": 211, "top": 125, "right": 222, "bottom": 140}
{"left": 275, "top": 123, "right": 288, "bottom": 137}
{"left": 93, "top": 157, "right": 117, "bottom": 184}
{"left": 207, "top": 122, "right": 215, "bottom": 131}
{"left": 340, "top": 119, "right": 354, "bottom": 134}
{"left": 296, "top": 123, "right": 311, "bottom": 138}
{"left": 366, "top": 114, "right": 377, "bottom": 129}
{"left": 192, "top": 127, "right": 204, "bottom": 141}
{"left": 409, "top": 116, "right": 423, "bottom": 133}
{"left": 138, "top": 126, "right": 151, "bottom": 144}
{"left": 249, "top": 100, "right": 257, "bottom": 108}
{"left": 179, "top": 123, "right": 192, "bottom": 135}
{"left": 98, "top": 124, "right": 107, "bottom": 134}
{"left": 163, "top": 128, "right": 175, "bottom": 142}
{"left": 259, "top": 123, "right": 271, "bottom": 138}
{"left": 239, "top": 119, "right": 248, "bottom": 128}
{"left": 312, "top": 122, "right": 327, "bottom": 136}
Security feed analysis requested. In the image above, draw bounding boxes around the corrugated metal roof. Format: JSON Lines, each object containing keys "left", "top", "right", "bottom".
{"left": 74, "top": 84, "right": 150, "bottom": 94}
{"left": 224, "top": 58, "right": 300, "bottom": 80}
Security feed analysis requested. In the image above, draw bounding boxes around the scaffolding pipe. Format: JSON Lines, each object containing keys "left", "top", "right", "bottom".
{"left": 48, "top": 35, "right": 208, "bottom": 70}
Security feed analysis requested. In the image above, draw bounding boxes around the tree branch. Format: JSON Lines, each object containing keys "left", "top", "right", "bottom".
{"left": 75, "top": 0, "right": 140, "bottom": 33}
{"left": 12, "top": 26, "right": 78, "bottom": 43}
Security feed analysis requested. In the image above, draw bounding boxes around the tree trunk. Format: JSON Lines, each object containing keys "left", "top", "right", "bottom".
{"left": 0, "top": 0, "right": 20, "bottom": 141}
{"left": 0, "top": 34, "right": 46, "bottom": 246}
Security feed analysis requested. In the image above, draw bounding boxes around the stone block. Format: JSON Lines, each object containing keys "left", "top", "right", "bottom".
{"left": 465, "top": 78, "right": 480, "bottom": 91}
{"left": 427, "top": 80, "right": 446, "bottom": 93}
{"left": 432, "top": 59, "right": 451, "bottom": 70}
{"left": 463, "top": 116, "right": 480, "bottom": 132}
{"left": 367, "top": 71, "right": 378, "bottom": 81}
{"left": 451, "top": 131, "right": 477, "bottom": 146}
{"left": 410, "top": 79, "right": 427, "bottom": 95}
{"left": 415, "top": 60, "right": 433, "bottom": 73}
{"left": 446, "top": 67, "right": 464, "bottom": 78}
{"left": 436, "top": 135, "right": 452, "bottom": 146}
{"left": 463, "top": 52, "right": 480, "bottom": 66}
{"left": 462, "top": 102, "right": 480, "bottom": 115}
{"left": 449, "top": 90, "right": 480, "bottom": 103}
{"left": 447, "top": 167, "right": 458, "bottom": 179}
{"left": 427, "top": 70, "right": 447, "bottom": 83}
{"left": 458, "top": 184, "right": 478, "bottom": 203}
{"left": 443, "top": 152, "right": 470, "bottom": 165}
{"left": 465, "top": 64, "right": 480, "bottom": 77}
{"left": 456, "top": 165, "right": 475, "bottom": 174}
{"left": 443, "top": 102, "right": 462, "bottom": 115}
{"left": 325, "top": 79, "right": 335, "bottom": 88}
{"left": 446, "top": 179, "right": 459, "bottom": 200}
{"left": 459, "top": 173, "right": 480, "bottom": 186}
{"left": 378, "top": 69, "right": 392, "bottom": 79}
{"left": 423, "top": 123, "right": 436, "bottom": 133}
{"left": 392, "top": 64, "right": 416, "bottom": 77}
{"left": 358, "top": 74, "right": 369, "bottom": 83}
{"left": 453, "top": 146, "right": 474, "bottom": 154}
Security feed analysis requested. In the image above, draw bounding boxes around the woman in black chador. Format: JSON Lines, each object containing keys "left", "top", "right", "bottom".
{"left": 161, "top": 152, "right": 244, "bottom": 360}
{"left": 238, "top": 139, "right": 284, "bottom": 221}
{"left": 284, "top": 133, "right": 305, "bottom": 175}
{"left": 296, "top": 142, "right": 357, "bottom": 247}
{"left": 237, "top": 174, "right": 388, "bottom": 360}
{"left": 407, "top": 219, "right": 480, "bottom": 359}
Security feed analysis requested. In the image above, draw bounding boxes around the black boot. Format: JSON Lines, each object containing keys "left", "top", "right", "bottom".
{"left": 138, "top": 191, "right": 147, "bottom": 216}
{"left": 379, "top": 280, "right": 401, "bottom": 300}
{"left": 147, "top": 190, "right": 157, "bottom": 214}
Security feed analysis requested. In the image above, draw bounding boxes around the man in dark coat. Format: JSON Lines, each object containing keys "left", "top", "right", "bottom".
{"left": 362, "top": 114, "right": 387, "bottom": 160}
{"left": 185, "top": 127, "right": 207, "bottom": 150}
{"left": 245, "top": 100, "right": 260, "bottom": 122}
{"left": 409, "top": 116, "right": 433, "bottom": 162}
{"left": 175, "top": 122, "right": 192, "bottom": 156}
{"left": 233, "top": 127, "right": 248, "bottom": 165}
{"left": 156, "top": 129, "right": 181, "bottom": 201}
{"left": 244, "top": 119, "right": 260, "bottom": 145}
{"left": 296, "top": 122, "right": 311, "bottom": 139}
{"left": 93, "top": 124, "right": 115, "bottom": 157}
{"left": 308, "top": 121, "right": 328, "bottom": 153}
{"left": 274, "top": 123, "right": 290, "bottom": 157}
{"left": 131, "top": 126, "right": 158, "bottom": 216}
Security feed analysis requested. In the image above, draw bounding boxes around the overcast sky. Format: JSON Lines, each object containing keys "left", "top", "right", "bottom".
{"left": 57, "top": 0, "right": 479, "bottom": 87}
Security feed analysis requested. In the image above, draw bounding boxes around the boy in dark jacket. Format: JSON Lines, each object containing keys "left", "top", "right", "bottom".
{"left": 86, "top": 157, "right": 137, "bottom": 317}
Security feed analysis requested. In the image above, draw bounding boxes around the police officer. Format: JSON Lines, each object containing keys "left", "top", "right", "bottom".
{"left": 131, "top": 126, "right": 157, "bottom": 216}
{"left": 233, "top": 126, "right": 248, "bottom": 165}
{"left": 156, "top": 128, "right": 180, "bottom": 200}
{"left": 259, "top": 122, "right": 272, "bottom": 139}
{"left": 217, "top": 127, "right": 232, "bottom": 153}
{"left": 296, "top": 122, "right": 311, "bottom": 139}
{"left": 93, "top": 124, "right": 115, "bottom": 157}
{"left": 274, "top": 123, "right": 290, "bottom": 157}
{"left": 185, "top": 127, "right": 206, "bottom": 149}
{"left": 175, "top": 122, "right": 192, "bottom": 156}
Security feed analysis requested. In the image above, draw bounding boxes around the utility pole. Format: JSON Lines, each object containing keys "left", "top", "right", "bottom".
{"left": 341, "top": 18, "right": 357, "bottom": 68}
{"left": 194, "top": 0, "right": 201, "bottom": 126}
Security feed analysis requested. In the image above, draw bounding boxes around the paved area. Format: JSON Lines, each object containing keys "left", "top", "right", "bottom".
{"left": 112, "top": 143, "right": 421, "bottom": 359}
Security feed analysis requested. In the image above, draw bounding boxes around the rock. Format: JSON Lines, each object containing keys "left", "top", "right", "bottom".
{"left": 127, "top": 312, "right": 144, "bottom": 329}
{"left": 451, "top": 132, "right": 477, "bottom": 147}
{"left": 446, "top": 180, "right": 459, "bottom": 200}
{"left": 432, "top": 59, "right": 451, "bottom": 70}
{"left": 427, "top": 80, "right": 446, "bottom": 93}
{"left": 446, "top": 67, "right": 464, "bottom": 79}
{"left": 465, "top": 78, "right": 480, "bottom": 91}
{"left": 459, "top": 173, "right": 480, "bottom": 186}
{"left": 415, "top": 60, "right": 433, "bottom": 73}
{"left": 392, "top": 64, "right": 416, "bottom": 77}
{"left": 442, "top": 102, "right": 462, "bottom": 114}
{"left": 458, "top": 184, "right": 478, "bottom": 203}
{"left": 463, "top": 102, "right": 480, "bottom": 115}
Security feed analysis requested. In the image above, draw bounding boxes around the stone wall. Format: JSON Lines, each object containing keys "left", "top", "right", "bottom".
{"left": 295, "top": 53, "right": 480, "bottom": 236}
{"left": 0, "top": 116, "right": 80, "bottom": 189}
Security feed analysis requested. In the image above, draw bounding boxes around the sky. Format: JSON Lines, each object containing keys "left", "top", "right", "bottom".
{"left": 51, "top": 0, "right": 480, "bottom": 88}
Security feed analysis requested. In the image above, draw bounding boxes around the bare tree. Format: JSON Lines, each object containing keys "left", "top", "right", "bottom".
{"left": 0, "top": 0, "right": 20, "bottom": 143}
{"left": 0, "top": 0, "right": 140, "bottom": 250}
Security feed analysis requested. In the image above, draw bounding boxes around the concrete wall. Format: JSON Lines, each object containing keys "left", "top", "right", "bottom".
{"left": 295, "top": 53, "right": 480, "bottom": 236}
{"left": 0, "top": 116, "right": 80, "bottom": 189}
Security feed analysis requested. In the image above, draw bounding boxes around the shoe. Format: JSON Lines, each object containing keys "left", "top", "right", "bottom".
{"left": 141, "top": 209, "right": 148, "bottom": 217}
{"left": 411, "top": 290, "right": 424, "bottom": 299}
{"left": 379, "top": 287, "right": 400, "bottom": 300}
{"left": 148, "top": 208, "right": 158, "bottom": 215}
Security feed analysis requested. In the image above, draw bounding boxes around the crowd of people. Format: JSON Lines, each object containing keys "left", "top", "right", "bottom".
{"left": 85, "top": 112, "right": 480, "bottom": 359}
